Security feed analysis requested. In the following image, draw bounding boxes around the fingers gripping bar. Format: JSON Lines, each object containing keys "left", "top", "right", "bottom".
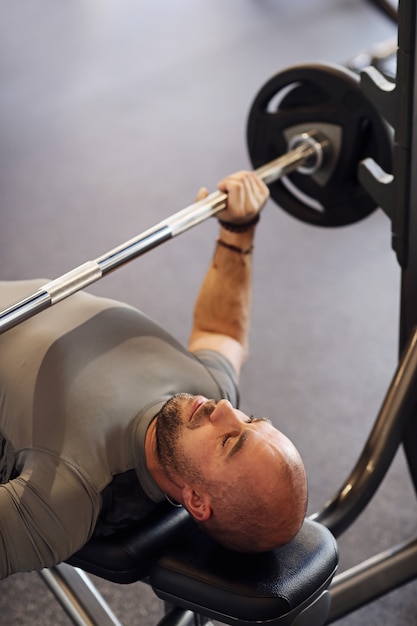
{"left": 0, "top": 131, "right": 327, "bottom": 334}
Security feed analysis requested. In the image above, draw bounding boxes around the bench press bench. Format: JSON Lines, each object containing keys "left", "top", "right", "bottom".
{"left": 40, "top": 503, "right": 338, "bottom": 626}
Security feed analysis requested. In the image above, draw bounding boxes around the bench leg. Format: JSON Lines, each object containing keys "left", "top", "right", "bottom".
{"left": 159, "top": 605, "right": 213, "bottom": 626}
{"left": 40, "top": 565, "right": 212, "bottom": 626}
{"left": 39, "top": 562, "right": 124, "bottom": 626}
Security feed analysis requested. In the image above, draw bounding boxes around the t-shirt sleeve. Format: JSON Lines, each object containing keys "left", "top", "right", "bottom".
{"left": 191, "top": 349, "right": 240, "bottom": 407}
{"left": 0, "top": 451, "right": 101, "bottom": 579}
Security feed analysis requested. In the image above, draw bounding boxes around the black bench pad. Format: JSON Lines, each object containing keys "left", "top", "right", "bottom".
{"left": 67, "top": 509, "right": 338, "bottom": 625}
{"left": 150, "top": 518, "right": 338, "bottom": 625}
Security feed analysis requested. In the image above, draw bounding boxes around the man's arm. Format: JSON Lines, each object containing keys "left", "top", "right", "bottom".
{"left": 0, "top": 458, "right": 100, "bottom": 578}
{"left": 188, "top": 171, "right": 269, "bottom": 379}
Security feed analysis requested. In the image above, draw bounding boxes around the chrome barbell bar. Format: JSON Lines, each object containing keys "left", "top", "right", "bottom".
{"left": 0, "top": 130, "right": 329, "bottom": 334}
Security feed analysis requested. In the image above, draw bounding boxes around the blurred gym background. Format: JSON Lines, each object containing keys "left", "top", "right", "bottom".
{"left": 1, "top": 1, "right": 413, "bottom": 625}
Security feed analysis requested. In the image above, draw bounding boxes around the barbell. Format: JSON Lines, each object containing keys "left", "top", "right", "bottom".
{"left": 0, "top": 130, "right": 327, "bottom": 334}
{"left": 0, "top": 63, "right": 392, "bottom": 335}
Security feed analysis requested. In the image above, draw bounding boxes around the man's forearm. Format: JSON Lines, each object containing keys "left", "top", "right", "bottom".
{"left": 189, "top": 225, "right": 255, "bottom": 357}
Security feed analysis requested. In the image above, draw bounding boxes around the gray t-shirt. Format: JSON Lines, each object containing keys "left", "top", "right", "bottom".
{"left": 0, "top": 280, "right": 238, "bottom": 578}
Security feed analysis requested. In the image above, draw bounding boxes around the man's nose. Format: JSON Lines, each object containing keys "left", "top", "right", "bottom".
{"left": 209, "top": 399, "right": 236, "bottom": 423}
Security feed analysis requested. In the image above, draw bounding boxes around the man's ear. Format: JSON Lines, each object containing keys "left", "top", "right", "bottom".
{"left": 182, "top": 485, "right": 212, "bottom": 521}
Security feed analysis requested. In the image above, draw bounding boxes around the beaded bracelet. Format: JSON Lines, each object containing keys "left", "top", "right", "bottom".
{"left": 217, "top": 239, "right": 253, "bottom": 255}
{"left": 218, "top": 213, "right": 260, "bottom": 232}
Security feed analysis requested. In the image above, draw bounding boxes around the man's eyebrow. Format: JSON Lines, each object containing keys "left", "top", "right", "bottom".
{"left": 226, "top": 417, "right": 270, "bottom": 459}
{"left": 227, "top": 430, "right": 250, "bottom": 459}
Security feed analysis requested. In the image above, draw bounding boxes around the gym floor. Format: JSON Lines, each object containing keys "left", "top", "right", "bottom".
{"left": 1, "top": 1, "right": 414, "bottom": 625}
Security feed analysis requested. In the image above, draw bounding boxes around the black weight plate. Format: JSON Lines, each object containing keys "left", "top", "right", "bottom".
{"left": 247, "top": 63, "right": 393, "bottom": 227}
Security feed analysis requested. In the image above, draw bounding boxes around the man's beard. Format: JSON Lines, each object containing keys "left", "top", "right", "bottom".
{"left": 155, "top": 393, "right": 195, "bottom": 481}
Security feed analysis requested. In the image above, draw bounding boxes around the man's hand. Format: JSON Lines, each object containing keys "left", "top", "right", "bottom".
{"left": 196, "top": 171, "right": 269, "bottom": 225}
{"left": 217, "top": 171, "right": 269, "bottom": 224}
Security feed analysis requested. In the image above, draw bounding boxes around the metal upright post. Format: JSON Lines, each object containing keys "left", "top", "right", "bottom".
{"left": 397, "top": 0, "right": 417, "bottom": 492}
{"left": 360, "top": 0, "right": 417, "bottom": 502}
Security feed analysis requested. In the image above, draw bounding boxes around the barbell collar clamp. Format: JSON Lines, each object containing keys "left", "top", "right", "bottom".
{"left": 287, "top": 130, "right": 330, "bottom": 176}
{"left": 254, "top": 129, "right": 328, "bottom": 184}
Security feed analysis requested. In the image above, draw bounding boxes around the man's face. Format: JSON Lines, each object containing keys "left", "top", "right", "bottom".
{"left": 156, "top": 393, "right": 297, "bottom": 492}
